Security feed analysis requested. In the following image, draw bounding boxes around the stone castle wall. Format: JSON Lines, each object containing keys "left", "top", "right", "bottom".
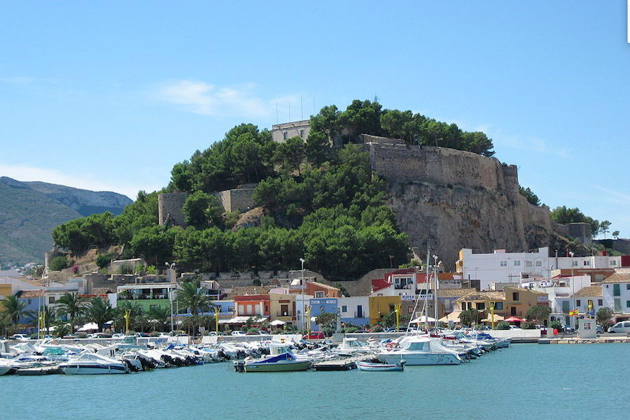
{"left": 365, "top": 142, "right": 557, "bottom": 270}
{"left": 158, "top": 192, "right": 188, "bottom": 226}
{"left": 214, "top": 188, "right": 256, "bottom": 213}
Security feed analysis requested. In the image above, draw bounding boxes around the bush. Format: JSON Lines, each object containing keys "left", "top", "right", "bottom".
{"left": 550, "top": 321, "right": 563, "bottom": 331}
{"left": 118, "top": 263, "right": 133, "bottom": 274}
{"left": 49, "top": 256, "right": 69, "bottom": 271}
{"left": 521, "top": 321, "right": 536, "bottom": 329}
{"left": 496, "top": 321, "right": 510, "bottom": 330}
{"left": 371, "top": 324, "right": 384, "bottom": 332}
{"left": 96, "top": 253, "right": 115, "bottom": 269}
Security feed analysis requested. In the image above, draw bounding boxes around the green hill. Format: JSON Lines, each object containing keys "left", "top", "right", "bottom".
{"left": 0, "top": 177, "right": 132, "bottom": 265}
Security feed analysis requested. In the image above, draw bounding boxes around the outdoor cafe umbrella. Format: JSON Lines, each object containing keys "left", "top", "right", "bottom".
{"left": 504, "top": 316, "right": 525, "bottom": 322}
{"left": 270, "top": 320, "right": 286, "bottom": 326}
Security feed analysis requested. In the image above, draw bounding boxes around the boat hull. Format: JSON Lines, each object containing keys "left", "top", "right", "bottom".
{"left": 377, "top": 352, "right": 461, "bottom": 366}
{"left": 357, "top": 361, "right": 404, "bottom": 372}
{"left": 243, "top": 360, "right": 311, "bottom": 372}
{"left": 60, "top": 364, "right": 129, "bottom": 375}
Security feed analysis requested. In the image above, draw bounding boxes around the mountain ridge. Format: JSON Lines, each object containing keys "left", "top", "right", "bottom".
{"left": 0, "top": 177, "right": 132, "bottom": 265}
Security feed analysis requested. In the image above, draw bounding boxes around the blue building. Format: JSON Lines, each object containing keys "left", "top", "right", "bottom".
{"left": 309, "top": 298, "right": 338, "bottom": 331}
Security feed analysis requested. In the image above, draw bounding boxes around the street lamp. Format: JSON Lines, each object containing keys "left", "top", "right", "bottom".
{"left": 300, "top": 258, "right": 305, "bottom": 330}
{"left": 569, "top": 252, "right": 576, "bottom": 330}
{"left": 166, "top": 262, "right": 176, "bottom": 332}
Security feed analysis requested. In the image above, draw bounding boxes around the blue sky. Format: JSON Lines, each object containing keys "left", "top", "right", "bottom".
{"left": 1, "top": 1, "right": 629, "bottom": 238}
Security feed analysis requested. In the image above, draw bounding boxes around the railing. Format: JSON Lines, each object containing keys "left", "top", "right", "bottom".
{"left": 275, "top": 312, "right": 292, "bottom": 317}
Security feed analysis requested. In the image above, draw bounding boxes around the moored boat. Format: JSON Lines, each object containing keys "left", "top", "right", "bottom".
{"left": 59, "top": 353, "right": 129, "bottom": 375}
{"left": 357, "top": 360, "right": 405, "bottom": 372}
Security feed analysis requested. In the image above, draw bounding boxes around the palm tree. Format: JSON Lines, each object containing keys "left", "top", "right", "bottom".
{"left": 41, "top": 306, "right": 57, "bottom": 334}
{"left": 176, "top": 280, "right": 214, "bottom": 335}
{"left": 56, "top": 292, "right": 85, "bottom": 333}
{"left": 148, "top": 306, "right": 171, "bottom": 332}
{"left": 85, "top": 297, "right": 115, "bottom": 332}
{"left": 1, "top": 295, "right": 28, "bottom": 325}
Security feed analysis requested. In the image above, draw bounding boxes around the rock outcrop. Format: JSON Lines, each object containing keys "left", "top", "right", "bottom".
{"left": 364, "top": 140, "right": 559, "bottom": 270}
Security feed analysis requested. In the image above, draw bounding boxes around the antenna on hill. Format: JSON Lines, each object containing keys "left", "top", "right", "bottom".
{"left": 276, "top": 102, "right": 279, "bottom": 124}
{"left": 301, "top": 96, "right": 303, "bottom": 120}
{"left": 374, "top": 94, "right": 379, "bottom": 103}
{"left": 289, "top": 100, "right": 291, "bottom": 121}
{"left": 313, "top": 97, "right": 316, "bottom": 116}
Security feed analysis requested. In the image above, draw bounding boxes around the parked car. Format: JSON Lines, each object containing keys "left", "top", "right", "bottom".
{"left": 134, "top": 332, "right": 149, "bottom": 337}
{"left": 302, "top": 331, "right": 325, "bottom": 340}
{"left": 562, "top": 324, "right": 575, "bottom": 333}
{"left": 596, "top": 324, "right": 604, "bottom": 334}
{"left": 258, "top": 330, "right": 271, "bottom": 335}
{"left": 608, "top": 321, "right": 630, "bottom": 333}
{"left": 112, "top": 333, "right": 125, "bottom": 338}
{"left": 231, "top": 331, "right": 246, "bottom": 336}
{"left": 10, "top": 334, "right": 29, "bottom": 340}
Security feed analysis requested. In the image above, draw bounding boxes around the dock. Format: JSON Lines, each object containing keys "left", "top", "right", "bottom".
{"left": 539, "top": 336, "right": 630, "bottom": 344}
{"left": 313, "top": 354, "right": 374, "bottom": 371}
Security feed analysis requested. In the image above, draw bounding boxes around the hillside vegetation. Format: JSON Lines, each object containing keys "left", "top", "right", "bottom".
{"left": 51, "top": 100, "right": 499, "bottom": 281}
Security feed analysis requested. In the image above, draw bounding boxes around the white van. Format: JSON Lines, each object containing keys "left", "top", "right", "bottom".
{"left": 608, "top": 321, "right": 630, "bottom": 333}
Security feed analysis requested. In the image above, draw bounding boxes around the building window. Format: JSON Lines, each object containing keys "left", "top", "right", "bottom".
{"left": 282, "top": 131, "right": 288, "bottom": 140}
{"left": 299, "top": 129, "right": 304, "bottom": 138}
{"left": 525, "top": 261, "right": 532, "bottom": 268}
{"left": 535, "top": 261, "right": 542, "bottom": 267}
{"left": 494, "top": 302, "right": 504, "bottom": 310}
{"left": 614, "top": 284, "right": 621, "bottom": 297}
{"left": 514, "top": 260, "right": 521, "bottom": 266}
{"left": 626, "top": 284, "right": 630, "bottom": 290}
{"left": 48, "top": 296, "right": 56, "bottom": 304}
{"left": 576, "top": 299, "right": 581, "bottom": 307}
{"left": 500, "top": 261, "right": 507, "bottom": 267}
{"left": 512, "top": 292, "right": 520, "bottom": 301}
{"left": 477, "top": 302, "right": 486, "bottom": 311}
{"left": 598, "top": 299, "right": 603, "bottom": 306}
{"left": 611, "top": 260, "right": 617, "bottom": 266}
{"left": 583, "top": 261, "right": 590, "bottom": 266}
{"left": 408, "top": 307, "right": 414, "bottom": 314}
{"left": 614, "top": 298, "right": 622, "bottom": 312}
{"left": 626, "top": 301, "right": 630, "bottom": 308}
{"left": 315, "top": 291, "right": 324, "bottom": 298}
{"left": 341, "top": 305, "right": 347, "bottom": 313}
{"left": 510, "top": 307, "right": 517, "bottom": 316}
{"left": 573, "top": 261, "right": 578, "bottom": 267}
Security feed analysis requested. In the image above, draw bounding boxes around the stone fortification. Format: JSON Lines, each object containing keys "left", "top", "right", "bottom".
{"left": 365, "top": 141, "right": 557, "bottom": 270}
{"left": 158, "top": 192, "right": 188, "bottom": 226}
{"left": 213, "top": 186, "right": 256, "bottom": 213}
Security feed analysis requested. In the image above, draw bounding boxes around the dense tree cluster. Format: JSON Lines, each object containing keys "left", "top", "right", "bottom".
{"left": 550, "top": 206, "right": 610, "bottom": 237}
{"left": 309, "top": 100, "right": 495, "bottom": 156}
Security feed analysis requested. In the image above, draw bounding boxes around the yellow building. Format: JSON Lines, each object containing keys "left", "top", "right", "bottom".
{"left": 504, "top": 287, "right": 549, "bottom": 318}
{"left": 269, "top": 293, "right": 296, "bottom": 326}
{"left": 0, "top": 284, "right": 12, "bottom": 311}
{"left": 454, "top": 291, "right": 507, "bottom": 317}
{"left": 368, "top": 295, "right": 402, "bottom": 325}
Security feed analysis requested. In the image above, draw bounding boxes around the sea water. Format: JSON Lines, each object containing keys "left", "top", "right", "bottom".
{"left": 1, "top": 343, "right": 627, "bottom": 420}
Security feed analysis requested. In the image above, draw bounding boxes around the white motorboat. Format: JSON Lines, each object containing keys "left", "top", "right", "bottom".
{"left": 59, "top": 352, "right": 129, "bottom": 375}
{"left": 334, "top": 337, "right": 374, "bottom": 357}
{"left": 377, "top": 337, "right": 462, "bottom": 366}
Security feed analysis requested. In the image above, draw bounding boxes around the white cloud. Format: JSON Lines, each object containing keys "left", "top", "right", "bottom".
{"left": 0, "top": 164, "right": 160, "bottom": 200}
{"left": 157, "top": 81, "right": 273, "bottom": 118}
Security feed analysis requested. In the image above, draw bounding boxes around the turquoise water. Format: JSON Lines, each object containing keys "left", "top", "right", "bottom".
{"left": 1, "top": 344, "right": 626, "bottom": 420}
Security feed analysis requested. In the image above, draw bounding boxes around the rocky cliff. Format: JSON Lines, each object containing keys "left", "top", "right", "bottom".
{"left": 364, "top": 140, "right": 559, "bottom": 270}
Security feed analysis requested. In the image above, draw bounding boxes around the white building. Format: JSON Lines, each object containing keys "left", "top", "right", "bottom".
{"left": 271, "top": 120, "right": 310, "bottom": 143}
{"left": 524, "top": 275, "right": 591, "bottom": 317}
{"left": 458, "top": 247, "right": 623, "bottom": 290}
{"left": 601, "top": 271, "right": 630, "bottom": 316}
{"left": 338, "top": 296, "right": 370, "bottom": 326}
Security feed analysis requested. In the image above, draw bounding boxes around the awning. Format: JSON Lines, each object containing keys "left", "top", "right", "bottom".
{"left": 438, "top": 311, "right": 461, "bottom": 323}
{"left": 270, "top": 320, "right": 286, "bottom": 326}
{"left": 504, "top": 316, "right": 525, "bottom": 322}
{"left": 78, "top": 322, "right": 98, "bottom": 332}
{"left": 226, "top": 316, "right": 268, "bottom": 323}
{"left": 410, "top": 316, "right": 436, "bottom": 323}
